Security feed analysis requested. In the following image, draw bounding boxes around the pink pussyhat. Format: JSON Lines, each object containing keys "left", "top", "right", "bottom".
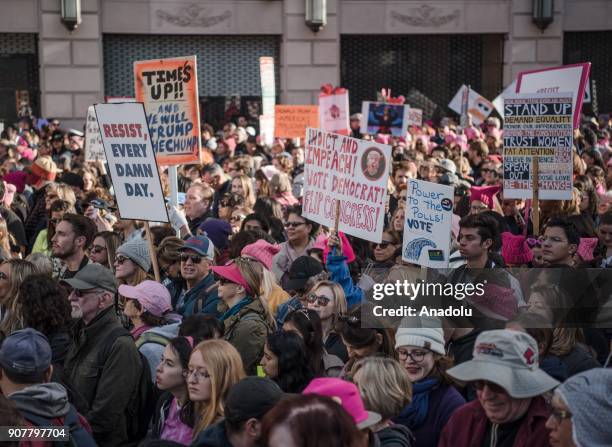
{"left": 241, "top": 239, "right": 281, "bottom": 271}
{"left": 501, "top": 232, "right": 533, "bottom": 266}
{"left": 470, "top": 185, "right": 501, "bottom": 209}
{"left": 577, "top": 237, "right": 598, "bottom": 262}
{"left": 310, "top": 232, "right": 356, "bottom": 265}
{"left": 302, "top": 378, "right": 381, "bottom": 429}
{"left": 2, "top": 182, "right": 16, "bottom": 208}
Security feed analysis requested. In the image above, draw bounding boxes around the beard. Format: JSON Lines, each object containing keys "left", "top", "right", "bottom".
{"left": 71, "top": 304, "right": 83, "bottom": 319}
{"left": 52, "top": 241, "right": 77, "bottom": 260}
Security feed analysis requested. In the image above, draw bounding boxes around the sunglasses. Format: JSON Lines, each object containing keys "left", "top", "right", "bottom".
{"left": 91, "top": 245, "right": 106, "bottom": 254}
{"left": 374, "top": 240, "right": 394, "bottom": 249}
{"left": 305, "top": 293, "right": 331, "bottom": 307}
{"left": 180, "top": 254, "right": 203, "bottom": 264}
{"left": 285, "top": 221, "right": 306, "bottom": 228}
{"left": 230, "top": 215, "right": 245, "bottom": 222}
{"left": 72, "top": 288, "right": 101, "bottom": 298}
{"left": 550, "top": 406, "right": 572, "bottom": 422}
{"left": 474, "top": 380, "right": 506, "bottom": 394}
{"left": 115, "top": 255, "right": 130, "bottom": 265}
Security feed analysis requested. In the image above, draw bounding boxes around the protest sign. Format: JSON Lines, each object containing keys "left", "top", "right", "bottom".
{"left": 134, "top": 55, "right": 201, "bottom": 165}
{"left": 407, "top": 108, "right": 423, "bottom": 127}
{"left": 402, "top": 179, "right": 453, "bottom": 268}
{"left": 516, "top": 63, "right": 590, "bottom": 128}
{"left": 360, "top": 101, "right": 409, "bottom": 137}
{"left": 259, "top": 114, "right": 274, "bottom": 146}
{"left": 94, "top": 102, "right": 169, "bottom": 223}
{"left": 302, "top": 128, "right": 391, "bottom": 243}
{"left": 274, "top": 105, "right": 319, "bottom": 139}
{"left": 105, "top": 97, "right": 136, "bottom": 103}
{"left": 493, "top": 80, "right": 517, "bottom": 119}
{"left": 449, "top": 85, "right": 494, "bottom": 126}
{"left": 319, "top": 90, "right": 350, "bottom": 135}
{"left": 85, "top": 105, "right": 105, "bottom": 161}
{"left": 260, "top": 57, "right": 276, "bottom": 117}
{"left": 502, "top": 92, "right": 573, "bottom": 200}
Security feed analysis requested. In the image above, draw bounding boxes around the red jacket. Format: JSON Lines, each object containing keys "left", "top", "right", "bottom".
{"left": 438, "top": 396, "right": 551, "bottom": 447}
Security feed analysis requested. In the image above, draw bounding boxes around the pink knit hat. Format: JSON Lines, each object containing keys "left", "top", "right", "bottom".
{"left": 4, "top": 171, "right": 27, "bottom": 193}
{"left": 2, "top": 182, "right": 16, "bottom": 208}
{"left": 241, "top": 240, "right": 280, "bottom": 271}
{"left": 501, "top": 232, "right": 533, "bottom": 266}
{"left": 470, "top": 185, "right": 501, "bottom": 209}
{"left": 468, "top": 282, "right": 518, "bottom": 321}
{"left": 309, "top": 232, "right": 356, "bottom": 264}
{"left": 577, "top": 237, "right": 598, "bottom": 262}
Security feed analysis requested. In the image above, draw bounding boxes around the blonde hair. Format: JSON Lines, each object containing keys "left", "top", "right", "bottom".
{"left": 352, "top": 356, "right": 412, "bottom": 419}
{"left": 549, "top": 327, "right": 579, "bottom": 357}
{"left": 232, "top": 174, "right": 256, "bottom": 209}
{"left": 48, "top": 183, "right": 77, "bottom": 207}
{"left": 235, "top": 257, "right": 275, "bottom": 330}
{"left": 0, "top": 218, "right": 13, "bottom": 257}
{"left": 312, "top": 280, "right": 348, "bottom": 317}
{"left": 191, "top": 339, "right": 246, "bottom": 435}
{"left": 0, "top": 259, "right": 39, "bottom": 335}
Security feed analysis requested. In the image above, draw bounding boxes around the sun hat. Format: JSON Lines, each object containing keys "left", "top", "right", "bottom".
{"left": 447, "top": 329, "right": 559, "bottom": 398}
{"left": 0, "top": 328, "right": 52, "bottom": 382}
{"left": 211, "top": 263, "right": 252, "bottom": 295}
{"left": 303, "top": 378, "right": 382, "bottom": 430}
{"left": 179, "top": 235, "right": 215, "bottom": 261}
{"left": 241, "top": 240, "right": 280, "bottom": 271}
{"left": 61, "top": 263, "right": 118, "bottom": 293}
{"left": 117, "top": 238, "right": 151, "bottom": 272}
{"left": 555, "top": 368, "right": 612, "bottom": 447}
{"left": 395, "top": 316, "right": 446, "bottom": 355}
{"left": 118, "top": 280, "right": 171, "bottom": 317}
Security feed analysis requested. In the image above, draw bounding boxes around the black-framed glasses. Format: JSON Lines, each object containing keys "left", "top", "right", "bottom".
{"left": 180, "top": 254, "right": 203, "bottom": 264}
{"left": 285, "top": 221, "right": 306, "bottom": 228}
{"left": 550, "top": 406, "right": 572, "bottom": 422}
{"left": 397, "top": 348, "right": 429, "bottom": 363}
{"left": 182, "top": 368, "right": 209, "bottom": 382}
{"left": 115, "top": 255, "right": 130, "bottom": 265}
{"left": 91, "top": 245, "right": 106, "bottom": 254}
{"left": 305, "top": 293, "right": 331, "bottom": 307}
{"left": 474, "top": 380, "right": 507, "bottom": 394}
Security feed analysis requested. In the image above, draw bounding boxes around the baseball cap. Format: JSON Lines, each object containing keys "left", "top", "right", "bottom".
{"left": 61, "top": 263, "right": 118, "bottom": 294}
{"left": 0, "top": 328, "right": 52, "bottom": 383}
{"left": 286, "top": 256, "right": 324, "bottom": 291}
{"left": 118, "top": 280, "right": 172, "bottom": 317}
{"left": 303, "top": 378, "right": 381, "bottom": 429}
{"left": 447, "top": 329, "right": 559, "bottom": 398}
{"left": 225, "top": 377, "right": 283, "bottom": 423}
{"left": 211, "top": 263, "right": 252, "bottom": 295}
{"left": 180, "top": 236, "right": 215, "bottom": 261}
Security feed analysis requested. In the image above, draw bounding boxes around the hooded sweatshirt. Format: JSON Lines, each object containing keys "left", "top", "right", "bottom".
{"left": 138, "top": 323, "right": 181, "bottom": 381}
{"left": 10, "top": 382, "right": 70, "bottom": 419}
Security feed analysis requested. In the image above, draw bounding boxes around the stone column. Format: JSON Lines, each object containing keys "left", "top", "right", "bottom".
{"left": 39, "top": 0, "right": 104, "bottom": 129}
{"left": 504, "top": 0, "right": 564, "bottom": 85}
{"left": 282, "top": 0, "right": 341, "bottom": 104}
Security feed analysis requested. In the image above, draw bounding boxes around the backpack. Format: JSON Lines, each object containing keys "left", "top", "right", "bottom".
{"left": 135, "top": 331, "right": 172, "bottom": 350}
{"left": 19, "top": 404, "right": 97, "bottom": 447}
{"left": 98, "top": 326, "right": 157, "bottom": 443}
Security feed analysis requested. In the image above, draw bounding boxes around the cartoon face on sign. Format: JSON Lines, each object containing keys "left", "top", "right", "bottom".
{"left": 329, "top": 104, "right": 341, "bottom": 119}
{"left": 469, "top": 97, "right": 493, "bottom": 124}
{"left": 361, "top": 147, "right": 386, "bottom": 181}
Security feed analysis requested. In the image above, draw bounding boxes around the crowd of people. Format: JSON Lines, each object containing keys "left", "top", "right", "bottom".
{"left": 0, "top": 110, "right": 610, "bottom": 447}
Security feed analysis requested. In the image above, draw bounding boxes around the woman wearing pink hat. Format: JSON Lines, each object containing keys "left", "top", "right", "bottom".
{"left": 120, "top": 280, "right": 178, "bottom": 379}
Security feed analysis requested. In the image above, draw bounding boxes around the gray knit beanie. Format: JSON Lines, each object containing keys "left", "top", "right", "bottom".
{"left": 117, "top": 238, "right": 151, "bottom": 273}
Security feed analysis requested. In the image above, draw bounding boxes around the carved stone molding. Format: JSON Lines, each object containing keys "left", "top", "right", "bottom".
{"left": 390, "top": 5, "right": 460, "bottom": 28}
{"left": 155, "top": 4, "right": 232, "bottom": 28}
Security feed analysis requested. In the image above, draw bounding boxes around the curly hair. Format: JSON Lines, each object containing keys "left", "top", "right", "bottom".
{"left": 18, "top": 274, "right": 71, "bottom": 335}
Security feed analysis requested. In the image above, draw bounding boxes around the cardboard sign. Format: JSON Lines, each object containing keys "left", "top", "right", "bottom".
{"left": 360, "top": 101, "right": 410, "bottom": 137}
{"left": 449, "top": 85, "right": 494, "bottom": 125}
{"left": 260, "top": 56, "right": 276, "bottom": 117}
{"left": 402, "top": 179, "right": 453, "bottom": 268}
{"left": 134, "top": 56, "right": 201, "bottom": 165}
{"left": 302, "top": 128, "right": 391, "bottom": 243}
{"left": 407, "top": 108, "right": 423, "bottom": 127}
{"left": 274, "top": 105, "right": 319, "bottom": 139}
{"left": 516, "top": 63, "right": 590, "bottom": 128}
{"left": 319, "top": 91, "right": 350, "bottom": 135}
{"left": 503, "top": 93, "right": 574, "bottom": 200}
{"left": 85, "top": 105, "right": 105, "bottom": 161}
{"left": 94, "top": 102, "right": 169, "bottom": 222}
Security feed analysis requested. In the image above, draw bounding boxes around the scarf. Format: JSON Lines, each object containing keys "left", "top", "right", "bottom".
{"left": 219, "top": 297, "right": 252, "bottom": 322}
{"left": 396, "top": 378, "right": 438, "bottom": 429}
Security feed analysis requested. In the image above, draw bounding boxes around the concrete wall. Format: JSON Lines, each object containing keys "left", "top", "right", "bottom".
{"left": 1, "top": 0, "right": 610, "bottom": 124}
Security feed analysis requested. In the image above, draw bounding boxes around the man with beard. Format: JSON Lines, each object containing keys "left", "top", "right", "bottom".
{"left": 62, "top": 263, "right": 142, "bottom": 447}
{"left": 51, "top": 213, "right": 96, "bottom": 279}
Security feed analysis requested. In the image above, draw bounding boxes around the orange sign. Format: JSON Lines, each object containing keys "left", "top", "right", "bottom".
{"left": 134, "top": 56, "right": 206, "bottom": 165}
{"left": 274, "top": 105, "right": 319, "bottom": 139}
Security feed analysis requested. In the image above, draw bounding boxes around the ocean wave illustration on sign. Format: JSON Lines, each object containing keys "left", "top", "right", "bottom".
{"left": 404, "top": 238, "right": 437, "bottom": 261}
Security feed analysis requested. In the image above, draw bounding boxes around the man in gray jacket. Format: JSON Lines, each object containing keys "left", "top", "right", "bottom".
{"left": 62, "top": 263, "right": 142, "bottom": 447}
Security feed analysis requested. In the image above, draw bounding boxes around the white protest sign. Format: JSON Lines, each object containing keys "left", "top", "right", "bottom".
{"left": 259, "top": 114, "right": 274, "bottom": 147}
{"left": 319, "top": 91, "right": 350, "bottom": 135}
{"left": 260, "top": 57, "right": 275, "bottom": 117}
{"left": 84, "top": 106, "right": 105, "bottom": 161}
{"left": 407, "top": 108, "right": 423, "bottom": 127}
{"left": 448, "top": 85, "right": 494, "bottom": 125}
{"left": 302, "top": 128, "right": 391, "bottom": 243}
{"left": 105, "top": 97, "right": 136, "bottom": 103}
{"left": 493, "top": 80, "right": 517, "bottom": 119}
{"left": 516, "top": 63, "right": 590, "bottom": 128}
{"left": 94, "top": 102, "right": 169, "bottom": 222}
{"left": 503, "top": 92, "right": 574, "bottom": 200}
{"left": 402, "top": 179, "right": 453, "bottom": 268}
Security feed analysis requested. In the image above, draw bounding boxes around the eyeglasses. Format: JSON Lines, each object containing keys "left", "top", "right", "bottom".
{"left": 474, "top": 380, "right": 507, "bottom": 394}
{"left": 230, "top": 215, "right": 245, "bottom": 222}
{"left": 72, "top": 288, "right": 102, "bottom": 298}
{"left": 305, "top": 293, "right": 331, "bottom": 307}
{"left": 374, "top": 240, "right": 395, "bottom": 249}
{"left": 115, "top": 255, "right": 130, "bottom": 265}
{"left": 180, "top": 254, "right": 203, "bottom": 264}
{"left": 538, "top": 236, "right": 568, "bottom": 244}
{"left": 285, "top": 221, "right": 306, "bottom": 228}
{"left": 91, "top": 245, "right": 106, "bottom": 254}
{"left": 550, "top": 406, "right": 572, "bottom": 422}
{"left": 214, "top": 275, "right": 233, "bottom": 286}
{"left": 397, "top": 349, "right": 429, "bottom": 363}
{"left": 182, "top": 368, "right": 210, "bottom": 382}
{"left": 526, "top": 238, "right": 541, "bottom": 249}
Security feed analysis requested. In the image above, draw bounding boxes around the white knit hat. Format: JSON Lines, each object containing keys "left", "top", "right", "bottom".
{"left": 395, "top": 316, "right": 445, "bottom": 355}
